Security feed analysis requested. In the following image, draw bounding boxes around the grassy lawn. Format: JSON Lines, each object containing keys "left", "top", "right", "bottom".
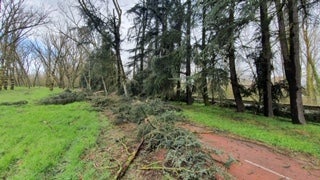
{"left": 0, "top": 87, "right": 109, "bottom": 179}
{"left": 1, "top": 88, "right": 319, "bottom": 178}
{"left": 179, "top": 103, "right": 320, "bottom": 158}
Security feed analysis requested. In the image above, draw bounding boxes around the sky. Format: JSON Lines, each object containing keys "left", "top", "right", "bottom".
{"left": 28, "top": 0, "right": 137, "bottom": 31}
{"left": 27, "top": 0, "right": 138, "bottom": 63}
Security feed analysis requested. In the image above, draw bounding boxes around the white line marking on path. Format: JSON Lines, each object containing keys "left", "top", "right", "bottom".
{"left": 245, "top": 159, "right": 291, "bottom": 180}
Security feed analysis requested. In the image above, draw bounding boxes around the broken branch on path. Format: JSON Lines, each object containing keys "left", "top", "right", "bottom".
{"left": 115, "top": 138, "right": 145, "bottom": 180}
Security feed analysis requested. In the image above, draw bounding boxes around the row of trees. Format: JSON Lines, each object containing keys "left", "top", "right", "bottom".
{"left": 123, "top": 0, "right": 319, "bottom": 124}
{"left": 1, "top": 0, "right": 320, "bottom": 124}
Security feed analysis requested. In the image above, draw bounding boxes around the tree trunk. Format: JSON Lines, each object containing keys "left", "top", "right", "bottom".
{"left": 210, "top": 56, "right": 216, "bottom": 104}
{"left": 287, "top": 0, "right": 306, "bottom": 124}
{"left": 16, "top": 58, "right": 32, "bottom": 88}
{"left": 173, "top": 0, "right": 183, "bottom": 101}
{"left": 201, "top": 4, "right": 209, "bottom": 106}
{"left": 140, "top": 0, "right": 147, "bottom": 72}
{"left": 229, "top": 48, "right": 245, "bottom": 112}
{"left": 259, "top": 0, "right": 273, "bottom": 117}
{"left": 101, "top": 77, "right": 108, "bottom": 96}
{"left": 48, "top": 73, "right": 54, "bottom": 91}
{"left": 275, "top": 0, "right": 306, "bottom": 124}
{"left": 10, "top": 65, "right": 14, "bottom": 90}
{"left": 32, "top": 66, "right": 40, "bottom": 87}
{"left": 310, "top": 60, "right": 320, "bottom": 95}
{"left": 228, "top": 3, "right": 245, "bottom": 112}
{"left": 186, "top": 0, "right": 192, "bottom": 105}
{"left": 0, "top": 68, "right": 3, "bottom": 91}
{"left": 3, "top": 67, "right": 8, "bottom": 90}
{"left": 114, "top": 18, "right": 122, "bottom": 93}
{"left": 58, "top": 73, "right": 65, "bottom": 89}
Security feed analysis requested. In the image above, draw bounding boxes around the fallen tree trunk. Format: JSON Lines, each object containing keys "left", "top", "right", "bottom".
{"left": 0, "top": 100, "right": 28, "bottom": 106}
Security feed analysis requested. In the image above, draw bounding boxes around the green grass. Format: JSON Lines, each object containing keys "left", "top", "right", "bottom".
{"left": 179, "top": 103, "right": 320, "bottom": 158}
{"left": 0, "top": 87, "right": 62, "bottom": 102}
{"left": 0, "top": 87, "right": 109, "bottom": 179}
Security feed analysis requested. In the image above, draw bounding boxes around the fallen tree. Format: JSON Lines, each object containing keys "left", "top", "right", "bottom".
{"left": 39, "top": 89, "right": 86, "bottom": 105}
{"left": 108, "top": 98, "right": 227, "bottom": 179}
{"left": 0, "top": 100, "right": 28, "bottom": 106}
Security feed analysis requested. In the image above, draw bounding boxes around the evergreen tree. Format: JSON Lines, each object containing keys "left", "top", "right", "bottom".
{"left": 205, "top": 0, "right": 249, "bottom": 112}
{"left": 78, "top": 0, "right": 127, "bottom": 96}
{"left": 128, "top": 0, "right": 191, "bottom": 100}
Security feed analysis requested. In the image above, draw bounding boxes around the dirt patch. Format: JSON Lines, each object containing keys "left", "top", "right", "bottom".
{"left": 179, "top": 122, "right": 320, "bottom": 180}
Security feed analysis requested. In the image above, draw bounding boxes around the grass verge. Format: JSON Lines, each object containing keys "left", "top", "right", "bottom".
{"left": 0, "top": 87, "right": 107, "bottom": 179}
{"left": 179, "top": 103, "right": 320, "bottom": 158}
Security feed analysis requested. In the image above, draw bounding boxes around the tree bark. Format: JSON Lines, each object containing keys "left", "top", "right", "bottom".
{"left": 259, "top": 0, "right": 273, "bottom": 117}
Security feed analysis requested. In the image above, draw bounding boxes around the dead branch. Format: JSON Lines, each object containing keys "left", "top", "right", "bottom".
{"left": 115, "top": 138, "right": 144, "bottom": 180}
{"left": 119, "top": 139, "right": 131, "bottom": 155}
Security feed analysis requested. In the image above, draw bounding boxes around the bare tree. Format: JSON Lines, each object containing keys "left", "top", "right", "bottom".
{"left": 301, "top": 15, "right": 320, "bottom": 104}
{"left": 31, "top": 30, "right": 86, "bottom": 90}
{"left": 0, "top": 0, "right": 48, "bottom": 90}
{"left": 57, "top": 2, "right": 97, "bottom": 90}
{"left": 32, "top": 35, "right": 58, "bottom": 91}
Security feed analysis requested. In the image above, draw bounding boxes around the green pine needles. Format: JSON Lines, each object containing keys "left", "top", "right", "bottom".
{"left": 113, "top": 98, "right": 223, "bottom": 179}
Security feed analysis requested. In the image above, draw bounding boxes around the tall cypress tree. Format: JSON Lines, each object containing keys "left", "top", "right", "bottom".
{"left": 204, "top": 0, "right": 248, "bottom": 112}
